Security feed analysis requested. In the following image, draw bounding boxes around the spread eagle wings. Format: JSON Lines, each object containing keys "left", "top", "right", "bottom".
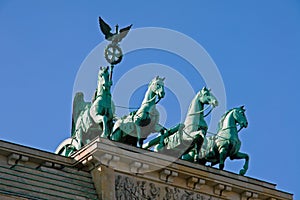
{"left": 99, "top": 17, "right": 113, "bottom": 40}
{"left": 118, "top": 24, "right": 132, "bottom": 41}
{"left": 99, "top": 17, "right": 132, "bottom": 42}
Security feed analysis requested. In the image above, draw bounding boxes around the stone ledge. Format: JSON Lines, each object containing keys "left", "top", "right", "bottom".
{"left": 0, "top": 140, "right": 73, "bottom": 167}
{"left": 71, "top": 137, "right": 293, "bottom": 200}
{"left": 0, "top": 138, "right": 293, "bottom": 200}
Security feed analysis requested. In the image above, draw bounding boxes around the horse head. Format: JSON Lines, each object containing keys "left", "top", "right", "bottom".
{"left": 198, "top": 87, "right": 218, "bottom": 107}
{"left": 232, "top": 106, "right": 248, "bottom": 128}
{"left": 149, "top": 76, "right": 165, "bottom": 99}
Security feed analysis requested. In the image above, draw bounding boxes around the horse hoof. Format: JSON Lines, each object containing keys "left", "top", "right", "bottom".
{"left": 239, "top": 169, "right": 246, "bottom": 175}
{"left": 219, "top": 163, "right": 224, "bottom": 170}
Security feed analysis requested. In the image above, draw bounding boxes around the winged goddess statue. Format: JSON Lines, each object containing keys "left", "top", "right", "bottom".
{"left": 99, "top": 17, "right": 132, "bottom": 65}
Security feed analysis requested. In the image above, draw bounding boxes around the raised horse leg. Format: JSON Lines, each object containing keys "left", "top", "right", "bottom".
{"left": 230, "top": 152, "right": 249, "bottom": 175}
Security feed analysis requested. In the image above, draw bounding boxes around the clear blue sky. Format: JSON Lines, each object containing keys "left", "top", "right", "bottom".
{"left": 0, "top": 0, "right": 299, "bottom": 198}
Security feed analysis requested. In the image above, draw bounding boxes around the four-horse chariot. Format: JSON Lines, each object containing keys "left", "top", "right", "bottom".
{"left": 55, "top": 17, "right": 250, "bottom": 175}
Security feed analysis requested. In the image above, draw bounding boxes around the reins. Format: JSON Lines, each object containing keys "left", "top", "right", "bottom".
{"left": 115, "top": 93, "right": 161, "bottom": 110}
{"left": 188, "top": 105, "right": 212, "bottom": 116}
{"left": 206, "top": 124, "right": 244, "bottom": 137}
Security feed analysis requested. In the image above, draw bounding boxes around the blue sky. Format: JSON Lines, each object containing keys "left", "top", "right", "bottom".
{"left": 0, "top": 0, "right": 299, "bottom": 198}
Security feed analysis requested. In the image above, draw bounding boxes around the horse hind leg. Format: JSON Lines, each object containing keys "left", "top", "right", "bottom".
{"left": 75, "top": 128, "right": 84, "bottom": 149}
{"left": 194, "top": 132, "right": 205, "bottom": 162}
{"left": 219, "top": 147, "right": 228, "bottom": 170}
{"left": 111, "top": 128, "right": 123, "bottom": 142}
{"left": 138, "top": 138, "right": 145, "bottom": 148}
{"left": 100, "top": 115, "right": 109, "bottom": 138}
{"left": 107, "top": 119, "right": 114, "bottom": 138}
{"left": 182, "top": 132, "right": 204, "bottom": 162}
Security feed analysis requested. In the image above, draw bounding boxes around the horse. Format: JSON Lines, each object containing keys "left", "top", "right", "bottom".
{"left": 199, "top": 106, "right": 249, "bottom": 175}
{"left": 55, "top": 67, "right": 114, "bottom": 156}
{"left": 110, "top": 76, "right": 166, "bottom": 147}
{"left": 89, "top": 66, "right": 114, "bottom": 138}
{"left": 143, "top": 87, "right": 218, "bottom": 162}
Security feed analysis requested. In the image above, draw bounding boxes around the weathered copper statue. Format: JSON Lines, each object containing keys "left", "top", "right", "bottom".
{"left": 143, "top": 87, "right": 218, "bottom": 162}
{"left": 55, "top": 17, "right": 251, "bottom": 176}
{"left": 89, "top": 66, "right": 114, "bottom": 138}
{"left": 110, "top": 76, "right": 166, "bottom": 147}
{"left": 199, "top": 106, "right": 249, "bottom": 175}
{"left": 55, "top": 67, "right": 114, "bottom": 156}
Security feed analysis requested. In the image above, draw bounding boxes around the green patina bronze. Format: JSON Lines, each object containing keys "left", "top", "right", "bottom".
{"left": 110, "top": 76, "right": 166, "bottom": 147}
{"left": 199, "top": 106, "right": 249, "bottom": 175}
{"left": 143, "top": 87, "right": 218, "bottom": 162}
{"left": 55, "top": 67, "right": 115, "bottom": 156}
{"left": 55, "top": 17, "right": 251, "bottom": 176}
{"left": 89, "top": 66, "right": 114, "bottom": 139}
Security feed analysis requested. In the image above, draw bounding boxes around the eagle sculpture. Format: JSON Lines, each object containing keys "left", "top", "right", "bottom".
{"left": 99, "top": 17, "right": 132, "bottom": 44}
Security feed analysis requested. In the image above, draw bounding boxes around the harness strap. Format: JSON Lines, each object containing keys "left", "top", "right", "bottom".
{"left": 188, "top": 105, "right": 212, "bottom": 116}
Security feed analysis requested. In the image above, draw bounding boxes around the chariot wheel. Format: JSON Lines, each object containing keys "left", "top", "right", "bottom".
{"left": 55, "top": 138, "right": 80, "bottom": 157}
{"left": 104, "top": 44, "right": 123, "bottom": 65}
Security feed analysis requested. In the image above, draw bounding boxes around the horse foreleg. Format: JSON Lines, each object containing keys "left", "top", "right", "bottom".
{"left": 230, "top": 152, "right": 249, "bottom": 175}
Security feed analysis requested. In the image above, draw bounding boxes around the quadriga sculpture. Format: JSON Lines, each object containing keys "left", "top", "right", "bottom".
{"left": 110, "top": 76, "right": 166, "bottom": 147}
{"left": 199, "top": 106, "right": 249, "bottom": 175}
{"left": 143, "top": 87, "right": 218, "bottom": 162}
{"left": 89, "top": 66, "right": 114, "bottom": 139}
{"left": 55, "top": 67, "right": 114, "bottom": 156}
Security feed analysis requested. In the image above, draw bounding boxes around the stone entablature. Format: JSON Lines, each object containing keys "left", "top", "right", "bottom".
{"left": 0, "top": 140, "right": 98, "bottom": 199}
{"left": 0, "top": 138, "right": 293, "bottom": 200}
{"left": 73, "top": 137, "right": 292, "bottom": 200}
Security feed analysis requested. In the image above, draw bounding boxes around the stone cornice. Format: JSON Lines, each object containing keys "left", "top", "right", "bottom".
{"left": 0, "top": 140, "right": 73, "bottom": 167}
{"left": 0, "top": 138, "right": 293, "bottom": 200}
{"left": 72, "top": 137, "right": 293, "bottom": 200}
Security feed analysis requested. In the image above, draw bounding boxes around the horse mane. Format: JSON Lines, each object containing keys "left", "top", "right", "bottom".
{"left": 149, "top": 76, "right": 164, "bottom": 87}
{"left": 217, "top": 108, "right": 234, "bottom": 132}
